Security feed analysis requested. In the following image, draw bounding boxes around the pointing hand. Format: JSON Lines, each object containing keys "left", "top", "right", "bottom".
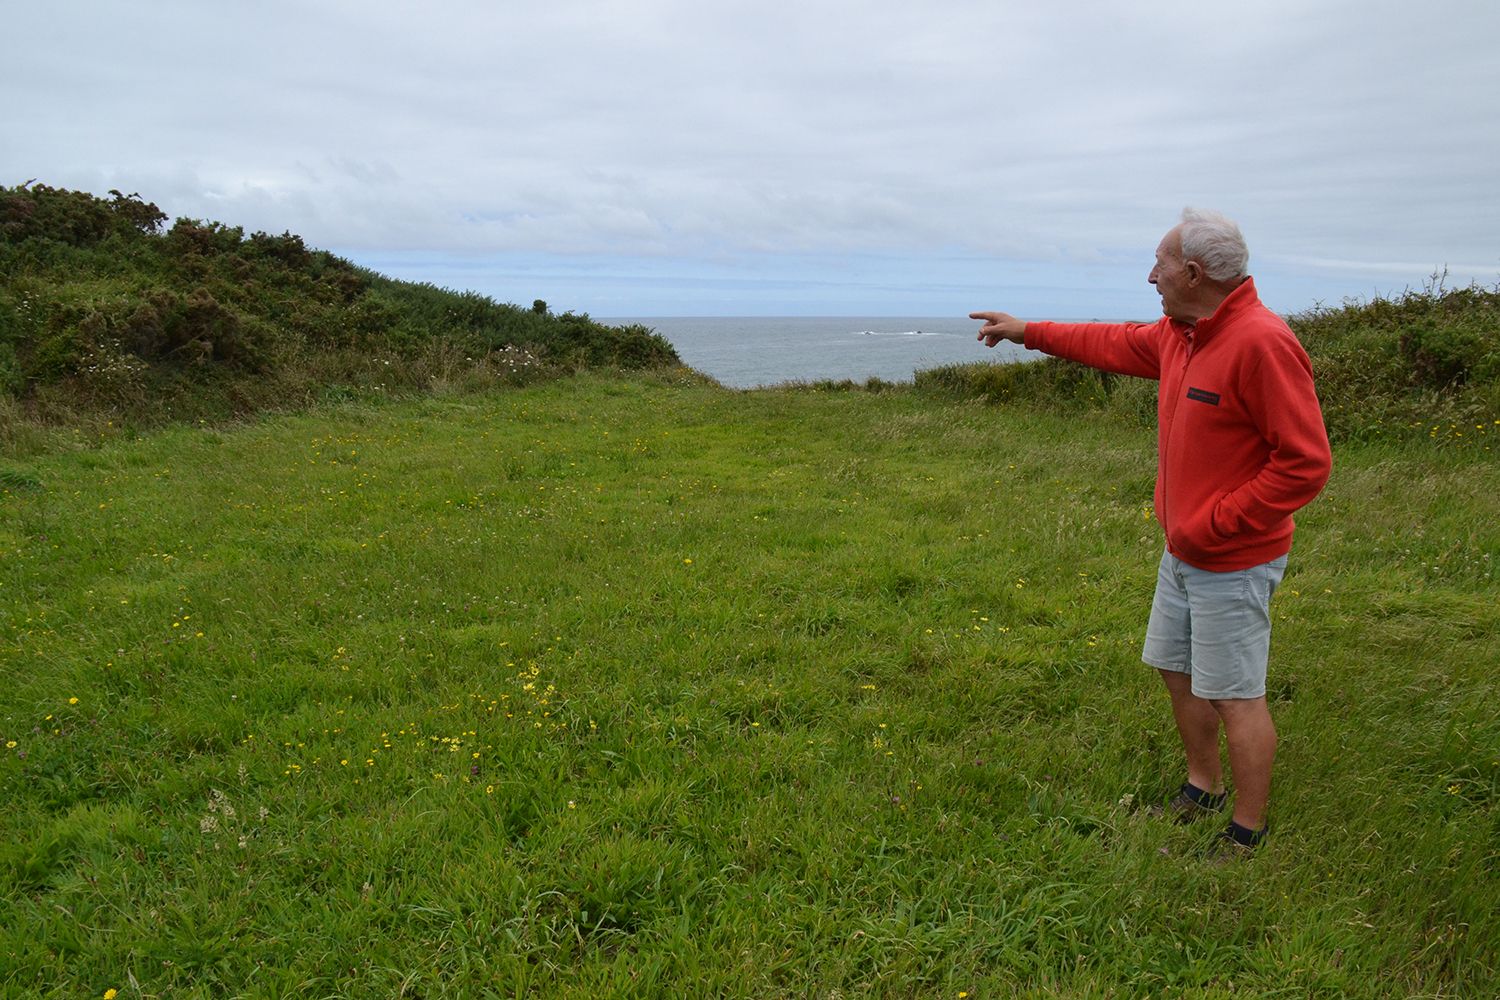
{"left": 969, "top": 311, "right": 1026, "bottom": 347}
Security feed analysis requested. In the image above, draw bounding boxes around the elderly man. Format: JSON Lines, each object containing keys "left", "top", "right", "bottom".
{"left": 971, "top": 208, "right": 1332, "bottom": 853}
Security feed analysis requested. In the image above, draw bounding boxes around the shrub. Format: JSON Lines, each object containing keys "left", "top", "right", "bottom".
{"left": 166, "top": 218, "right": 246, "bottom": 259}
{"left": 243, "top": 230, "right": 313, "bottom": 270}
{"left": 106, "top": 189, "right": 168, "bottom": 235}
{"left": 1399, "top": 317, "right": 1491, "bottom": 389}
{"left": 0, "top": 184, "right": 165, "bottom": 246}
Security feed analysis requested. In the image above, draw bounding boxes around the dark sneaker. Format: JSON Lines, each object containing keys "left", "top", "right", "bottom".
{"left": 1208, "top": 820, "right": 1268, "bottom": 862}
{"left": 1149, "top": 782, "right": 1229, "bottom": 824}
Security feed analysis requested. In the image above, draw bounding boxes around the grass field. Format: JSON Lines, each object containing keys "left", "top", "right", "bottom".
{"left": 2, "top": 371, "right": 1496, "bottom": 998}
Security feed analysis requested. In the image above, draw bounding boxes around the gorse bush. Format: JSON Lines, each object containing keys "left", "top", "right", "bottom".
{"left": 0, "top": 183, "right": 167, "bottom": 244}
{"left": 0, "top": 182, "right": 680, "bottom": 441}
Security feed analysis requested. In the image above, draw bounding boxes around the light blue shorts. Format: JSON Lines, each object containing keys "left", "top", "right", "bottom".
{"left": 1141, "top": 548, "right": 1287, "bottom": 700}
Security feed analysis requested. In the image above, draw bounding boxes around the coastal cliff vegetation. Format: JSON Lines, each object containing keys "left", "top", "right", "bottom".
{"left": 0, "top": 182, "right": 680, "bottom": 450}
{"left": 4, "top": 183, "right": 1495, "bottom": 455}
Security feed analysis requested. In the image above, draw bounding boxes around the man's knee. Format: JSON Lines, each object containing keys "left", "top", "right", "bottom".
{"left": 1209, "top": 695, "right": 1269, "bottom": 715}
{"left": 1210, "top": 696, "right": 1276, "bottom": 738}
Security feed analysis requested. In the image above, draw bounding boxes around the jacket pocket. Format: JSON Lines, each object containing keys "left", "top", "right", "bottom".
{"left": 1209, "top": 493, "right": 1241, "bottom": 541}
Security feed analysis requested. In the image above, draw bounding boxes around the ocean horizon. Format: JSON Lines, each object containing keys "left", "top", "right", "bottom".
{"left": 603, "top": 315, "right": 1062, "bottom": 389}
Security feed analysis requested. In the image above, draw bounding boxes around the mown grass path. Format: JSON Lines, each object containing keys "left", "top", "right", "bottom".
{"left": 2, "top": 373, "right": 1496, "bottom": 998}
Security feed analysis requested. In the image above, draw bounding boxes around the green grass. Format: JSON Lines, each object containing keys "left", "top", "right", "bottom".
{"left": 2, "top": 372, "right": 1496, "bottom": 998}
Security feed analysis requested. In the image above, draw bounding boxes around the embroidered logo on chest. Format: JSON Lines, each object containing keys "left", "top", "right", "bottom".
{"left": 1186, "top": 386, "right": 1221, "bottom": 406}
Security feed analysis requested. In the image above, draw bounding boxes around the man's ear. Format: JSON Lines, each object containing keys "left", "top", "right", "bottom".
{"left": 1184, "top": 260, "right": 1203, "bottom": 285}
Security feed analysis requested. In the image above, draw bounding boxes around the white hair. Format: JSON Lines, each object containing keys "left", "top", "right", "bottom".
{"left": 1178, "top": 207, "right": 1249, "bottom": 282}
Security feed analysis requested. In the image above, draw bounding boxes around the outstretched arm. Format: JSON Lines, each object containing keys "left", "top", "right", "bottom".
{"left": 974, "top": 310, "right": 1166, "bottom": 380}
{"left": 969, "top": 311, "right": 1028, "bottom": 347}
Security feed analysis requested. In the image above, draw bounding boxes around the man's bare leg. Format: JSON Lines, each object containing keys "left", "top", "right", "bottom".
{"left": 1213, "top": 695, "right": 1276, "bottom": 830}
{"left": 1158, "top": 669, "right": 1225, "bottom": 794}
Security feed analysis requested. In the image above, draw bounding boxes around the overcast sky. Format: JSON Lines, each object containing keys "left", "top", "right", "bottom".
{"left": 6, "top": 0, "right": 1499, "bottom": 317}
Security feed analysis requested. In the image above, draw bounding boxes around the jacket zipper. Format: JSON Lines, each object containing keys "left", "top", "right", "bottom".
{"left": 1161, "top": 329, "right": 1195, "bottom": 548}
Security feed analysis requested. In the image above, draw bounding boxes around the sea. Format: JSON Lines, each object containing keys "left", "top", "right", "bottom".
{"left": 602, "top": 316, "right": 1040, "bottom": 389}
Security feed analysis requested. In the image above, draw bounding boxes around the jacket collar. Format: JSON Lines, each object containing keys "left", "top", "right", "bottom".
{"left": 1176, "top": 277, "right": 1259, "bottom": 345}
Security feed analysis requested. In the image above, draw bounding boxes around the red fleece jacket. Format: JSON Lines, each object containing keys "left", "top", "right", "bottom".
{"left": 1024, "top": 278, "right": 1332, "bottom": 572}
